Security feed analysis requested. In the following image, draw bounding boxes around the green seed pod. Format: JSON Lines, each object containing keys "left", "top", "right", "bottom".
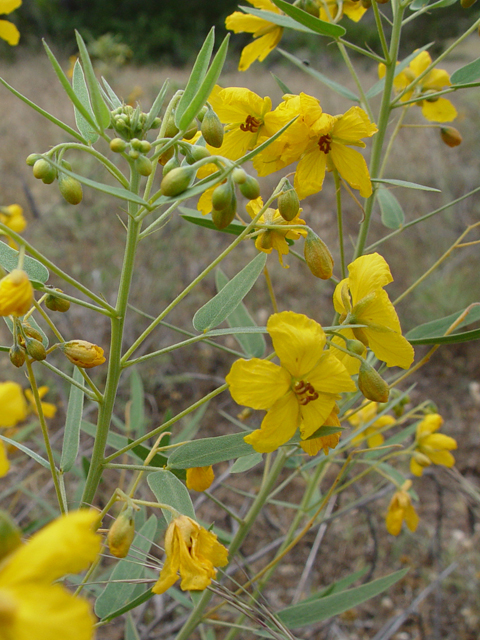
{"left": 183, "top": 120, "right": 198, "bottom": 140}
{"left": 278, "top": 182, "right": 300, "bottom": 221}
{"left": 140, "top": 140, "right": 152, "bottom": 153}
{"left": 232, "top": 168, "right": 247, "bottom": 184}
{"left": 239, "top": 176, "right": 260, "bottom": 200}
{"left": 33, "top": 159, "right": 56, "bottom": 184}
{"left": 58, "top": 176, "right": 83, "bottom": 205}
{"left": 107, "top": 507, "right": 136, "bottom": 558}
{"left": 25, "top": 338, "right": 47, "bottom": 362}
{"left": 358, "top": 361, "right": 389, "bottom": 403}
{"left": 162, "top": 155, "right": 181, "bottom": 176}
{"left": 9, "top": 344, "right": 26, "bottom": 368}
{"left": 0, "top": 511, "right": 22, "bottom": 562}
{"left": 26, "top": 153, "right": 42, "bottom": 167}
{"left": 201, "top": 108, "right": 224, "bottom": 148}
{"left": 160, "top": 166, "right": 195, "bottom": 197}
{"left": 212, "top": 181, "right": 234, "bottom": 211}
{"left": 212, "top": 193, "right": 237, "bottom": 230}
{"left": 135, "top": 155, "right": 153, "bottom": 176}
{"left": 45, "top": 289, "right": 70, "bottom": 313}
{"left": 189, "top": 146, "right": 211, "bottom": 163}
{"left": 304, "top": 231, "right": 333, "bottom": 280}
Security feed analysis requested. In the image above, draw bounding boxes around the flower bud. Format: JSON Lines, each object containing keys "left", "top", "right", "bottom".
{"left": 140, "top": 140, "right": 151, "bottom": 154}
{"left": 186, "top": 466, "right": 215, "bottom": 492}
{"left": 304, "top": 231, "right": 334, "bottom": 280}
{"left": 45, "top": 289, "right": 70, "bottom": 312}
{"left": 345, "top": 338, "right": 366, "bottom": 357}
{"left": 212, "top": 181, "right": 234, "bottom": 211}
{"left": 158, "top": 146, "right": 175, "bottom": 166}
{"left": 277, "top": 182, "right": 300, "bottom": 221}
{"left": 107, "top": 507, "right": 136, "bottom": 558}
{"left": 25, "top": 338, "right": 47, "bottom": 361}
{"left": 33, "top": 158, "right": 56, "bottom": 184}
{"left": 135, "top": 156, "right": 153, "bottom": 176}
{"left": 150, "top": 117, "right": 161, "bottom": 129}
{"left": 162, "top": 155, "right": 181, "bottom": 176}
{"left": 358, "top": 361, "right": 389, "bottom": 403}
{"left": 128, "top": 149, "right": 140, "bottom": 160}
{"left": 110, "top": 138, "right": 127, "bottom": 153}
{"left": 163, "top": 117, "right": 179, "bottom": 138}
{"left": 412, "top": 450, "right": 431, "bottom": 469}
{"left": 160, "top": 166, "right": 195, "bottom": 197}
{"left": 197, "top": 106, "right": 208, "bottom": 122}
{"left": 0, "top": 269, "right": 34, "bottom": 317}
{"left": 188, "top": 146, "right": 211, "bottom": 163}
{"left": 232, "top": 168, "right": 247, "bottom": 184}
{"left": 300, "top": 0, "right": 319, "bottom": 16}
{"left": 26, "top": 153, "right": 42, "bottom": 167}
{"left": 62, "top": 340, "right": 106, "bottom": 368}
{"left": 0, "top": 510, "right": 22, "bottom": 562}
{"left": 58, "top": 176, "right": 83, "bottom": 205}
{"left": 239, "top": 176, "right": 260, "bottom": 200}
{"left": 440, "top": 127, "right": 462, "bottom": 147}
{"left": 461, "top": 0, "right": 477, "bottom": 7}
{"left": 212, "top": 193, "right": 237, "bottom": 230}
{"left": 9, "top": 344, "right": 26, "bottom": 368}
{"left": 183, "top": 120, "right": 198, "bottom": 140}
{"left": 22, "top": 322, "right": 44, "bottom": 343}
{"left": 361, "top": 0, "right": 371, "bottom": 7}
{"left": 201, "top": 108, "right": 224, "bottom": 148}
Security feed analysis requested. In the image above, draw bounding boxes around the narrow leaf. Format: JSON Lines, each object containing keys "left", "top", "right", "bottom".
{"left": 60, "top": 367, "right": 85, "bottom": 473}
{"left": 0, "top": 241, "right": 49, "bottom": 287}
{"left": 0, "top": 434, "right": 50, "bottom": 469}
{"left": 278, "top": 569, "right": 409, "bottom": 628}
{"left": 101, "top": 77, "right": 123, "bottom": 109}
{"left": 271, "top": 0, "right": 346, "bottom": 37}
{"left": 278, "top": 49, "right": 359, "bottom": 101}
{"left": 145, "top": 79, "right": 169, "bottom": 131}
{"left": 366, "top": 44, "right": 432, "bottom": 99}
{"left": 230, "top": 452, "right": 263, "bottom": 473}
{"left": 372, "top": 178, "right": 440, "bottom": 192}
{"left": 410, "top": 0, "right": 430, "bottom": 9}
{"left": 101, "top": 588, "right": 154, "bottom": 623}
{"left": 215, "top": 268, "right": 266, "bottom": 358}
{"left": 168, "top": 432, "right": 255, "bottom": 469}
{"left": 376, "top": 187, "right": 405, "bottom": 230}
{"left": 147, "top": 469, "right": 195, "bottom": 524}
{"left": 125, "top": 614, "right": 141, "bottom": 640}
{"left": 175, "top": 28, "right": 215, "bottom": 128}
{"left": 178, "top": 34, "right": 230, "bottom": 131}
{"left": 193, "top": 252, "right": 267, "bottom": 332}
{"left": 271, "top": 72, "right": 292, "bottom": 94}
{"left": 72, "top": 60, "right": 99, "bottom": 144}
{"left": 75, "top": 31, "right": 111, "bottom": 130}
{"left": 239, "top": 5, "right": 314, "bottom": 33}
{"left": 406, "top": 305, "right": 480, "bottom": 345}
{"left": 129, "top": 369, "right": 145, "bottom": 437}
{"left": 451, "top": 56, "right": 480, "bottom": 85}
{"left": 180, "top": 207, "right": 246, "bottom": 236}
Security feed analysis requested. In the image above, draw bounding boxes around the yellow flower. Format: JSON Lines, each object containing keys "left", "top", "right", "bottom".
{"left": 246, "top": 196, "right": 307, "bottom": 267}
{"left": 186, "top": 466, "right": 215, "bottom": 492}
{"left": 347, "top": 400, "right": 396, "bottom": 448}
{"left": 319, "top": 0, "right": 367, "bottom": 22}
{"left": 226, "top": 0, "right": 283, "bottom": 71}
{"left": 0, "top": 0, "right": 21, "bottom": 46}
{"left": 0, "top": 509, "right": 102, "bottom": 640}
{"left": 62, "top": 340, "right": 106, "bottom": 368}
{"left": 410, "top": 413, "right": 457, "bottom": 476}
{"left": 378, "top": 51, "right": 457, "bottom": 123}
{"left": 333, "top": 253, "right": 414, "bottom": 369}
{"left": 0, "top": 440, "right": 9, "bottom": 476}
{"left": 0, "top": 269, "right": 34, "bottom": 317}
{"left": 0, "top": 205, "right": 26, "bottom": 248}
{"left": 226, "top": 311, "right": 356, "bottom": 453}
{"left": 153, "top": 515, "right": 228, "bottom": 594}
{"left": 24, "top": 386, "right": 57, "bottom": 419}
{"left": 0, "top": 381, "right": 27, "bottom": 428}
{"left": 385, "top": 479, "right": 419, "bottom": 536}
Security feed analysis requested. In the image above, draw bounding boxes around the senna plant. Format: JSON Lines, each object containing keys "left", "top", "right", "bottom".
{"left": 1, "top": 2, "right": 480, "bottom": 639}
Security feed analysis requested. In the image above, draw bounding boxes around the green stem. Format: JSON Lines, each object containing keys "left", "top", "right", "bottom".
{"left": 378, "top": 107, "right": 408, "bottom": 177}
{"left": 336, "top": 41, "right": 373, "bottom": 119}
{"left": 334, "top": 170, "right": 346, "bottom": 279}
{"left": 48, "top": 142, "right": 129, "bottom": 188}
{"left": 371, "top": 0, "right": 389, "bottom": 60}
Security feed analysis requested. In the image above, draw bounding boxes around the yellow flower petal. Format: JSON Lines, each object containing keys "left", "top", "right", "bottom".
{"left": 0, "top": 19, "right": 19, "bottom": 45}
{"left": 423, "top": 433, "right": 457, "bottom": 451}
{"left": 417, "top": 413, "right": 443, "bottom": 436}
{"left": 238, "top": 28, "right": 283, "bottom": 71}
{"left": 226, "top": 358, "right": 290, "bottom": 410}
{"left": 294, "top": 147, "right": 327, "bottom": 199}
{"left": 329, "top": 143, "right": 372, "bottom": 198}
{"left": 299, "top": 394, "right": 337, "bottom": 440}
{"left": 366, "top": 429, "right": 384, "bottom": 449}
{"left": 421, "top": 97, "right": 457, "bottom": 123}
{"left": 366, "top": 324, "right": 414, "bottom": 369}
{"left": 0, "top": 439, "right": 10, "bottom": 476}
{"left": 226, "top": 12, "right": 271, "bottom": 35}
{"left": 244, "top": 391, "right": 299, "bottom": 453}
{"left": 347, "top": 253, "right": 393, "bottom": 306}
{"left": 0, "top": 381, "right": 27, "bottom": 428}
{"left": 385, "top": 503, "right": 404, "bottom": 536}
{"left": 308, "top": 352, "right": 356, "bottom": 395}
{"left": 404, "top": 503, "right": 419, "bottom": 532}
{"left": 300, "top": 432, "right": 340, "bottom": 456}
{"left": 186, "top": 466, "right": 215, "bottom": 492}
{"left": 332, "top": 106, "right": 377, "bottom": 143}
{"left": 410, "top": 456, "right": 425, "bottom": 477}
{"left": 342, "top": 0, "right": 367, "bottom": 21}
{"left": 0, "top": 0, "right": 22, "bottom": 13}
{"left": 423, "top": 68, "right": 451, "bottom": 90}
{"left": 409, "top": 51, "right": 432, "bottom": 76}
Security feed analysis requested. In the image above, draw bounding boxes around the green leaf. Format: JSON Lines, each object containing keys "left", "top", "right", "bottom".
{"left": 311, "top": 567, "right": 369, "bottom": 600}
{"left": 277, "top": 49, "right": 359, "bottom": 101}
{"left": 304, "top": 424, "right": 345, "bottom": 441}
{"left": 410, "top": 0, "right": 430, "bottom": 8}
{"left": 0, "top": 434, "right": 50, "bottom": 469}
{"left": 75, "top": 31, "right": 112, "bottom": 131}
{"left": 271, "top": 0, "right": 346, "bottom": 37}
{"left": 239, "top": 5, "right": 315, "bottom": 33}
{"left": 271, "top": 72, "right": 292, "bottom": 94}
{"left": 60, "top": 367, "right": 85, "bottom": 473}
{"left": 372, "top": 178, "right": 440, "bottom": 192}
{"left": 193, "top": 252, "right": 267, "bottom": 332}
{"left": 168, "top": 432, "right": 255, "bottom": 469}
{"left": 406, "top": 305, "right": 480, "bottom": 344}
{"left": 451, "top": 56, "right": 480, "bottom": 85}
{"left": 101, "top": 588, "right": 154, "bottom": 623}
{"left": 366, "top": 44, "right": 432, "bottom": 99}
{"left": 101, "top": 77, "right": 122, "bottom": 109}
{"left": 230, "top": 452, "right": 263, "bottom": 473}
{"left": 376, "top": 187, "right": 405, "bottom": 230}
{"left": 145, "top": 79, "right": 169, "bottom": 132}
{"left": 4, "top": 315, "right": 48, "bottom": 348}
{"left": 72, "top": 60, "right": 99, "bottom": 144}
{"left": 81, "top": 421, "right": 143, "bottom": 462}
{"left": 215, "top": 268, "right": 266, "bottom": 358}
{"left": 129, "top": 369, "right": 145, "bottom": 437}
{"left": 177, "top": 34, "right": 230, "bottom": 131}
{"left": 278, "top": 569, "right": 408, "bottom": 628}
{"left": 125, "top": 613, "right": 141, "bottom": 640}
{"left": 147, "top": 469, "right": 195, "bottom": 524}
{"left": 0, "top": 78, "right": 86, "bottom": 143}
{"left": 175, "top": 28, "right": 215, "bottom": 128}
{"left": 95, "top": 515, "right": 157, "bottom": 620}
{"left": 180, "top": 207, "right": 246, "bottom": 236}
{"left": 0, "top": 241, "right": 49, "bottom": 287}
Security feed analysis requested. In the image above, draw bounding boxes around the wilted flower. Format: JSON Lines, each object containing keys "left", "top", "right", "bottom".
{"left": 347, "top": 400, "right": 396, "bottom": 448}
{"left": 385, "top": 480, "right": 419, "bottom": 536}
{"left": 410, "top": 413, "right": 457, "bottom": 476}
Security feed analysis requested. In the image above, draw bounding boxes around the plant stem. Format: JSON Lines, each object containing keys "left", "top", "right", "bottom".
{"left": 334, "top": 170, "right": 346, "bottom": 278}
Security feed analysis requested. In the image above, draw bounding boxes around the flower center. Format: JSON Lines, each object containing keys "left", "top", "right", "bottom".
{"left": 318, "top": 134, "right": 332, "bottom": 154}
{"left": 240, "top": 115, "right": 262, "bottom": 133}
{"left": 293, "top": 380, "right": 319, "bottom": 405}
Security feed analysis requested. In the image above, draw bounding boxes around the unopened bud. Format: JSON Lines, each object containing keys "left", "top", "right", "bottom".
{"left": 183, "top": 120, "right": 198, "bottom": 140}
{"left": 0, "top": 511, "right": 22, "bottom": 561}
{"left": 58, "top": 176, "right": 83, "bottom": 205}
{"left": 45, "top": 289, "right": 70, "bottom": 312}
{"left": 186, "top": 466, "right": 215, "bottom": 492}
{"left": 25, "top": 338, "right": 46, "bottom": 361}
{"left": 304, "top": 231, "right": 334, "bottom": 280}
{"left": 163, "top": 155, "right": 181, "bottom": 176}
{"left": 22, "top": 322, "right": 43, "bottom": 342}
{"left": 440, "top": 127, "right": 462, "bottom": 147}
{"left": 232, "top": 168, "right": 247, "bottom": 184}
{"left": 197, "top": 106, "right": 208, "bottom": 122}
{"left": 412, "top": 450, "right": 431, "bottom": 469}
{"left": 128, "top": 149, "right": 140, "bottom": 160}
{"left": 212, "top": 181, "right": 234, "bottom": 211}
{"left": 9, "top": 344, "right": 26, "bottom": 368}
{"left": 163, "top": 117, "right": 179, "bottom": 138}
{"left": 62, "top": 340, "right": 106, "bottom": 368}
{"left": 345, "top": 339, "right": 366, "bottom": 356}
{"left": 135, "top": 156, "right": 153, "bottom": 176}
{"left": 107, "top": 507, "right": 135, "bottom": 558}
{"left": 278, "top": 182, "right": 300, "bottom": 221}
{"left": 150, "top": 117, "right": 161, "bottom": 129}
{"left": 201, "top": 108, "right": 224, "bottom": 148}
{"left": 140, "top": 140, "right": 151, "bottom": 154}
{"left": 361, "top": 0, "right": 371, "bottom": 7}
{"left": 212, "top": 194, "right": 237, "bottom": 230}
{"left": 110, "top": 138, "right": 127, "bottom": 153}
{"left": 358, "top": 361, "right": 389, "bottom": 403}
{"left": 160, "top": 166, "right": 195, "bottom": 197}
{"left": 26, "top": 153, "right": 42, "bottom": 167}
{"left": 158, "top": 146, "right": 175, "bottom": 165}
{"left": 300, "top": 0, "right": 319, "bottom": 16}
{"left": 190, "top": 146, "right": 211, "bottom": 163}
{"left": 239, "top": 176, "right": 260, "bottom": 200}
{"left": 461, "top": 0, "right": 477, "bottom": 7}
{"left": 33, "top": 158, "right": 56, "bottom": 184}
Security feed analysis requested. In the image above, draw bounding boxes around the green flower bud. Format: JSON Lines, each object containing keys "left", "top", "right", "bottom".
{"left": 109, "top": 138, "right": 126, "bottom": 153}
{"left": 22, "top": 322, "right": 43, "bottom": 342}
{"left": 150, "top": 117, "right": 161, "bottom": 129}
{"left": 130, "top": 138, "right": 142, "bottom": 151}
{"left": 0, "top": 511, "right": 22, "bottom": 562}
{"left": 160, "top": 166, "right": 195, "bottom": 197}
{"left": 45, "top": 289, "right": 71, "bottom": 312}
{"left": 158, "top": 146, "right": 175, "bottom": 166}
{"left": 25, "top": 337, "right": 47, "bottom": 361}
{"left": 358, "top": 361, "right": 389, "bottom": 403}
{"left": 107, "top": 507, "right": 136, "bottom": 558}
{"left": 128, "top": 149, "right": 140, "bottom": 160}
{"left": 140, "top": 140, "right": 152, "bottom": 153}
{"left": 201, "top": 108, "right": 224, "bottom": 148}
{"left": 239, "top": 176, "right": 260, "bottom": 200}
{"left": 33, "top": 159, "right": 56, "bottom": 184}
{"left": 58, "top": 176, "right": 83, "bottom": 205}
{"left": 135, "top": 155, "right": 153, "bottom": 176}
{"left": 212, "top": 193, "right": 237, "bottom": 230}
{"left": 232, "top": 168, "right": 247, "bottom": 184}
{"left": 345, "top": 339, "right": 366, "bottom": 357}
{"left": 164, "top": 117, "right": 179, "bottom": 138}
{"left": 278, "top": 182, "right": 300, "bottom": 221}
{"left": 197, "top": 106, "right": 208, "bottom": 123}
{"left": 304, "top": 231, "right": 334, "bottom": 280}
{"left": 188, "top": 146, "right": 211, "bottom": 163}
{"left": 26, "top": 153, "right": 42, "bottom": 167}
{"left": 9, "top": 344, "right": 26, "bottom": 368}
{"left": 212, "top": 181, "right": 234, "bottom": 211}
{"left": 183, "top": 120, "right": 198, "bottom": 140}
{"left": 163, "top": 155, "right": 181, "bottom": 176}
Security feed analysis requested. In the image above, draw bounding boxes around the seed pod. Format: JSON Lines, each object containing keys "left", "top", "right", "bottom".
{"left": 440, "top": 127, "right": 462, "bottom": 147}
{"left": 188, "top": 146, "right": 211, "bottom": 163}
{"left": 26, "top": 153, "right": 42, "bottom": 167}
{"left": 212, "top": 181, "right": 234, "bottom": 211}
{"left": 232, "top": 168, "right": 247, "bottom": 184}
{"left": 201, "top": 108, "right": 224, "bottom": 148}
{"left": 278, "top": 182, "right": 300, "bottom": 221}
{"left": 45, "top": 289, "right": 71, "bottom": 312}
{"left": 107, "top": 507, "right": 135, "bottom": 558}
{"left": 183, "top": 120, "right": 198, "bottom": 140}
{"left": 304, "top": 231, "right": 334, "bottom": 280}
{"left": 160, "top": 166, "right": 195, "bottom": 197}
{"left": 9, "top": 344, "right": 26, "bottom": 368}
{"left": 358, "top": 361, "right": 389, "bottom": 403}
{"left": 58, "top": 176, "right": 83, "bottom": 205}
{"left": 239, "top": 176, "right": 260, "bottom": 200}
{"left": 212, "top": 193, "right": 237, "bottom": 230}
{"left": 135, "top": 155, "right": 153, "bottom": 176}
{"left": 33, "top": 158, "right": 56, "bottom": 184}
{"left": 25, "top": 338, "right": 46, "bottom": 361}
{"left": 110, "top": 138, "right": 127, "bottom": 153}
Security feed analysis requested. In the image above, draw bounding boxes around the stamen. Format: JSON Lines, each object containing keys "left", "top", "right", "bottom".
{"left": 293, "top": 380, "right": 319, "bottom": 405}
{"left": 240, "top": 115, "right": 262, "bottom": 133}
{"left": 318, "top": 134, "right": 332, "bottom": 154}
